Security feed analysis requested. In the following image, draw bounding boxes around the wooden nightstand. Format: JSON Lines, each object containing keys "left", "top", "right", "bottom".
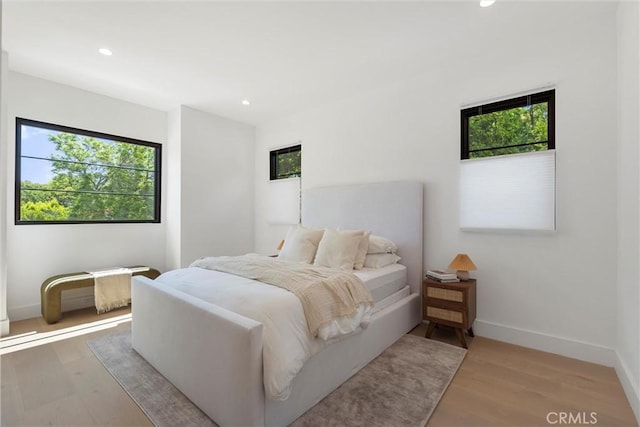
{"left": 423, "top": 278, "right": 476, "bottom": 349}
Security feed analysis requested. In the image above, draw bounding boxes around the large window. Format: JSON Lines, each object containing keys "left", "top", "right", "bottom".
{"left": 461, "top": 89, "right": 555, "bottom": 159}
{"left": 16, "top": 118, "right": 161, "bottom": 224}
{"left": 270, "top": 144, "right": 301, "bottom": 180}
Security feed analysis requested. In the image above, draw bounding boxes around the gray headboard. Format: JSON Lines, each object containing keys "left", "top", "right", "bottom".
{"left": 302, "top": 181, "right": 423, "bottom": 295}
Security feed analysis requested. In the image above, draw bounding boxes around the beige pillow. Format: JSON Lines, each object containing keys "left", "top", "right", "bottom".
{"left": 353, "top": 231, "right": 370, "bottom": 270}
{"left": 314, "top": 228, "right": 364, "bottom": 270}
{"left": 278, "top": 225, "right": 325, "bottom": 264}
{"left": 367, "top": 235, "right": 398, "bottom": 254}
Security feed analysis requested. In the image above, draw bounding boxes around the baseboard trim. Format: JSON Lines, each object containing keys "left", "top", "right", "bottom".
{"left": 8, "top": 303, "right": 41, "bottom": 322}
{"left": 614, "top": 351, "right": 640, "bottom": 424}
{"left": 474, "top": 318, "right": 616, "bottom": 366}
{"left": 9, "top": 292, "right": 95, "bottom": 323}
{"left": 0, "top": 317, "right": 9, "bottom": 337}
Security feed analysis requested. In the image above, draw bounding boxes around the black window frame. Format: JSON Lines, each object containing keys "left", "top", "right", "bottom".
{"left": 460, "top": 89, "right": 555, "bottom": 160}
{"left": 269, "top": 144, "right": 301, "bottom": 181}
{"left": 15, "top": 117, "right": 162, "bottom": 225}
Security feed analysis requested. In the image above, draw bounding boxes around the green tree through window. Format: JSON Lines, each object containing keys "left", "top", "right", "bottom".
{"left": 461, "top": 90, "right": 555, "bottom": 159}
{"left": 270, "top": 144, "right": 301, "bottom": 180}
{"left": 16, "top": 118, "right": 161, "bottom": 224}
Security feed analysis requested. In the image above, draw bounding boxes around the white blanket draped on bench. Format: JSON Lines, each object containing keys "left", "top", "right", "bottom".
{"left": 90, "top": 268, "right": 133, "bottom": 314}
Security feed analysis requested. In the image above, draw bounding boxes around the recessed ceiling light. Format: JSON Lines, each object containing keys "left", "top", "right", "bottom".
{"left": 480, "top": 0, "right": 496, "bottom": 7}
{"left": 242, "top": 100, "right": 250, "bottom": 106}
{"left": 98, "top": 48, "right": 113, "bottom": 56}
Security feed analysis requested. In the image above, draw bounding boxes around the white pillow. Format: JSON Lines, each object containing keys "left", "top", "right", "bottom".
{"left": 353, "top": 231, "right": 370, "bottom": 270}
{"left": 278, "top": 225, "right": 325, "bottom": 264}
{"left": 367, "top": 235, "right": 398, "bottom": 254}
{"left": 363, "top": 253, "right": 401, "bottom": 268}
{"left": 314, "top": 228, "right": 364, "bottom": 270}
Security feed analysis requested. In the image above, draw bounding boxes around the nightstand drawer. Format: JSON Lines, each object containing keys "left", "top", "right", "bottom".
{"left": 426, "top": 306, "right": 463, "bottom": 324}
{"left": 426, "top": 286, "right": 463, "bottom": 302}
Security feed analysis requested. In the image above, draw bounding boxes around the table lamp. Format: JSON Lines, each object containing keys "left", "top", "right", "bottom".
{"left": 448, "top": 253, "right": 477, "bottom": 281}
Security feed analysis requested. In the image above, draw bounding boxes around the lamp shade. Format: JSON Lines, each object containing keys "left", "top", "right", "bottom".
{"left": 448, "top": 254, "right": 477, "bottom": 272}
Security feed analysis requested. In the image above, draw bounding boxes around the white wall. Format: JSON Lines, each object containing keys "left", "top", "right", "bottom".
{"left": 165, "top": 107, "right": 182, "bottom": 271}
{"left": 616, "top": 0, "right": 640, "bottom": 421}
{"left": 179, "top": 106, "right": 254, "bottom": 266}
{"left": 6, "top": 72, "right": 168, "bottom": 320}
{"left": 255, "top": 2, "right": 619, "bottom": 363}
{"left": 0, "top": 4, "right": 8, "bottom": 335}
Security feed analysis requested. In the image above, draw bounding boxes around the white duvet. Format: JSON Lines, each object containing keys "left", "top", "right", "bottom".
{"left": 154, "top": 266, "right": 370, "bottom": 400}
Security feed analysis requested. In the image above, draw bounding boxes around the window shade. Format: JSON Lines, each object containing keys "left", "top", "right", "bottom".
{"left": 459, "top": 150, "right": 556, "bottom": 231}
{"left": 267, "top": 177, "right": 300, "bottom": 225}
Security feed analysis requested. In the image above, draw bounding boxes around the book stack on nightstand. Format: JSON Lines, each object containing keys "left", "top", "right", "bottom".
{"left": 425, "top": 269, "right": 460, "bottom": 283}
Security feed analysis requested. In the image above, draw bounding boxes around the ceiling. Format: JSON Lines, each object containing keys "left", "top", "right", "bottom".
{"left": 2, "top": 1, "right": 565, "bottom": 125}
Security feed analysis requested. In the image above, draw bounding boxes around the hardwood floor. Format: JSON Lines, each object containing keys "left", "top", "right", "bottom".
{"left": 1, "top": 309, "right": 637, "bottom": 426}
{"left": 1, "top": 307, "right": 151, "bottom": 427}
{"left": 410, "top": 324, "right": 637, "bottom": 427}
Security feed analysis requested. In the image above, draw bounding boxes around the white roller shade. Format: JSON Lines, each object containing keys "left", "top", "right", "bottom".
{"left": 267, "top": 177, "right": 300, "bottom": 225}
{"left": 460, "top": 150, "right": 556, "bottom": 231}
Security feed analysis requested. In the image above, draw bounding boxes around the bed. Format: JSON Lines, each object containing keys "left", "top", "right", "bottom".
{"left": 131, "top": 181, "right": 423, "bottom": 426}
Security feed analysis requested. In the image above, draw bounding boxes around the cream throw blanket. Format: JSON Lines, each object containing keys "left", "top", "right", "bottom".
{"left": 190, "top": 254, "right": 374, "bottom": 337}
{"left": 91, "top": 268, "right": 133, "bottom": 314}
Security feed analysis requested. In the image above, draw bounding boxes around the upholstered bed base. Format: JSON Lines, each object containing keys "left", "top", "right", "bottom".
{"left": 132, "top": 276, "right": 264, "bottom": 426}
{"left": 132, "top": 275, "right": 420, "bottom": 426}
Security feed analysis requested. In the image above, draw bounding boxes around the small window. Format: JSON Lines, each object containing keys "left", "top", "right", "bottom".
{"left": 16, "top": 118, "right": 161, "bottom": 224}
{"left": 270, "top": 144, "right": 301, "bottom": 180}
{"left": 461, "top": 90, "right": 555, "bottom": 159}
{"left": 458, "top": 89, "right": 556, "bottom": 231}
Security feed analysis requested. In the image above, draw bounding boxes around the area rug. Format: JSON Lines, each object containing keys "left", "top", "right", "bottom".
{"left": 88, "top": 327, "right": 466, "bottom": 427}
{"left": 87, "top": 328, "right": 217, "bottom": 427}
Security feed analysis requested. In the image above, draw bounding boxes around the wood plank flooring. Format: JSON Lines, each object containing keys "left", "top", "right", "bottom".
{"left": 1, "top": 308, "right": 637, "bottom": 426}
{"left": 417, "top": 325, "right": 637, "bottom": 427}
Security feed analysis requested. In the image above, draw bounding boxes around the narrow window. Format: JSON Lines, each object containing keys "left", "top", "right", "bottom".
{"left": 270, "top": 144, "right": 301, "bottom": 180}
{"left": 16, "top": 118, "right": 161, "bottom": 224}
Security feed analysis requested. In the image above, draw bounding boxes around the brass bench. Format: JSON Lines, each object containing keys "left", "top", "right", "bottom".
{"left": 41, "top": 266, "right": 161, "bottom": 324}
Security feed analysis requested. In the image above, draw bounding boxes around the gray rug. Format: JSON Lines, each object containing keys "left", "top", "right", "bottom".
{"left": 291, "top": 333, "right": 466, "bottom": 427}
{"left": 87, "top": 328, "right": 217, "bottom": 427}
{"left": 88, "top": 328, "right": 466, "bottom": 427}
